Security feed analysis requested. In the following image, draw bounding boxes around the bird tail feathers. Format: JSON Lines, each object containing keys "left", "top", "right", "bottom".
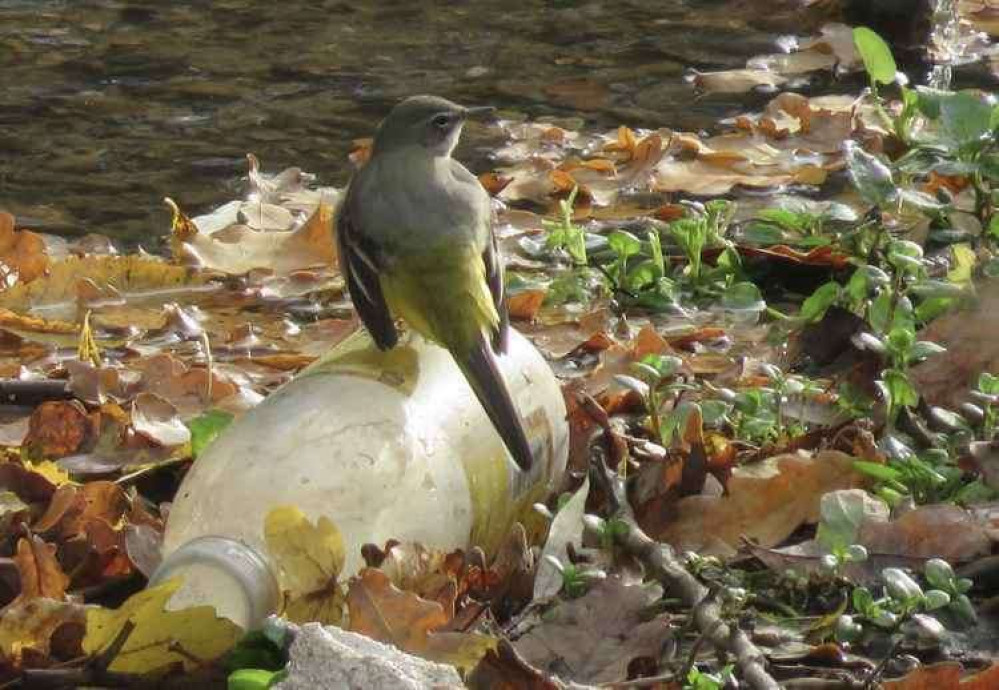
{"left": 460, "top": 336, "right": 534, "bottom": 472}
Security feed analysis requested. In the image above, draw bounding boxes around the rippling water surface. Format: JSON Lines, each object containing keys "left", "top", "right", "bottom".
{"left": 1, "top": 0, "right": 830, "bottom": 245}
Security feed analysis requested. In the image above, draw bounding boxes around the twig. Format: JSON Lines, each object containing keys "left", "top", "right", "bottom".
{"left": 0, "top": 379, "right": 72, "bottom": 407}
{"left": 582, "top": 394, "right": 779, "bottom": 690}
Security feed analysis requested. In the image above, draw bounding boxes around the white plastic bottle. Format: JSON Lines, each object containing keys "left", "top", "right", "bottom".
{"left": 152, "top": 328, "right": 568, "bottom": 628}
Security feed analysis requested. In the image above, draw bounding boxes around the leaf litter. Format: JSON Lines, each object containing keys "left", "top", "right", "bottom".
{"left": 1, "top": 12, "right": 999, "bottom": 690}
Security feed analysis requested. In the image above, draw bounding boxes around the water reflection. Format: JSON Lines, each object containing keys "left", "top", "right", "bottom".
{"left": 1, "top": 0, "right": 800, "bottom": 244}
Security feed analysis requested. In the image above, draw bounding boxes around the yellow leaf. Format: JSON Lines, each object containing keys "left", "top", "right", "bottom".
{"left": 23, "top": 460, "right": 72, "bottom": 487}
{"left": 264, "top": 506, "right": 346, "bottom": 624}
{"left": 82, "top": 577, "right": 242, "bottom": 673}
{"left": 947, "top": 243, "right": 976, "bottom": 284}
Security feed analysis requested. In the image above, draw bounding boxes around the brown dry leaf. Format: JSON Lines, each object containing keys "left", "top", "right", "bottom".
{"left": 654, "top": 450, "right": 867, "bottom": 556}
{"left": 23, "top": 400, "right": 93, "bottom": 459}
{"left": 131, "top": 392, "right": 191, "bottom": 447}
{"left": 12, "top": 533, "right": 70, "bottom": 602}
{"left": 469, "top": 639, "right": 567, "bottom": 690}
{"left": 857, "top": 504, "right": 992, "bottom": 564}
{"left": 0, "top": 308, "right": 76, "bottom": 335}
{"left": 513, "top": 575, "right": 671, "bottom": 684}
{"left": 0, "top": 598, "right": 86, "bottom": 666}
{"left": 347, "top": 567, "right": 496, "bottom": 672}
{"left": 34, "top": 481, "right": 128, "bottom": 542}
{"left": 375, "top": 542, "right": 465, "bottom": 612}
{"left": 171, "top": 196, "right": 337, "bottom": 276}
{"left": 134, "top": 353, "right": 239, "bottom": 416}
{"left": 0, "top": 461, "right": 61, "bottom": 503}
{"left": 911, "top": 281, "right": 999, "bottom": 408}
{"left": 0, "top": 255, "right": 209, "bottom": 313}
{"left": 883, "top": 661, "right": 999, "bottom": 690}
{"left": 508, "top": 289, "right": 547, "bottom": 322}
{"left": 0, "top": 210, "right": 49, "bottom": 287}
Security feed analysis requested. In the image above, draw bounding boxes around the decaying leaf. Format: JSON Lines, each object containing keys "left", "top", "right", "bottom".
{"left": 23, "top": 400, "right": 93, "bottom": 459}
{"left": 169, "top": 191, "right": 338, "bottom": 276}
{"left": 82, "top": 577, "right": 242, "bottom": 673}
{"left": 264, "top": 505, "right": 346, "bottom": 625}
{"left": 653, "top": 450, "right": 867, "bottom": 556}
{"left": 12, "top": 533, "right": 69, "bottom": 603}
{"left": 0, "top": 598, "right": 86, "bottom": 665}
{"left": 131, "top": 392, "right": 191, "bottom": 447}
{"left": 0, "top": 255, "right": 210, "bottom": 315}
{"left": 513, "top": 575, "right": 672, "bottom": 684}
{"left": 347, "top": 567, "right": 496, "bottom": 672}
{"left": 0, "top": 210, "right": 50, "bottom": 287}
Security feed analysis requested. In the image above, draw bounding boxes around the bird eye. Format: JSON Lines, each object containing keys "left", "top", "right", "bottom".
{"left": 432, "top": 114, "right": 450, "bottom": 129}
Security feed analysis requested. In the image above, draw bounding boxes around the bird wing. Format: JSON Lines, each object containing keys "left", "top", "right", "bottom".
{"left": 482, "top": 223, "right": 509, "bottom": 354}
{"left": 336, "top": 188, "right": 399, "bottom": 351}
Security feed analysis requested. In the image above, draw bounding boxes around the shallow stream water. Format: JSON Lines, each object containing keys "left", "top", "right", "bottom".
{"left": 2, "top": 1, "right": 859, "bottom": 245}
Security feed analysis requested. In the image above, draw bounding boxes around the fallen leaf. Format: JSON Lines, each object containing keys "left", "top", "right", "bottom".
{"left": 12, "top": 534, "right": 69, "bottom": 602}
{"left": 0, "top": 598, "right": 86, "bottom": 666}
{"left": 508, "top": 289, "right": 547, "bottom": 322}
{"left": 857, "top": 504, "right": 992, "bottom": 563}
{"left": 653, "top": 450, "right": 867, "bottom": 556}
{"left": 34, "top": 481, "right": 128, "bottom": 542}
{"left": 534, "top": 478, "right": 588, "bottom": 601}
{"left": 0, "top": 255, "right": 210, "bottom": 315}
{"left": 264, "top": 506, "right": 346, "bottom": 625}
{"left": 82, "top": 576, "right": 242, "bottom": 673}
{"left": 911, "top": 281, "right": 999, "bottom": 408}
{"left": 347, "top": 567, "right": 496, "bottom": 672}
{"left": 131, "top": 392, "right": 191, "bottom": 447}
{"left": 469, "top": 639, "right": 567, "bottom": 690}
{"left": 0, "top": 211, "right": 49, "bottom": 287}
{"left": 883, "top": 661, "right": 999, "bottom": 689}
{"left": 513, "top": 575, "right": 672, "bottom": 684}
{"left": 171, "top": 194, "right": 337, "bottom": 276}
{"left": 23, "top": 400, "right": 93, "bottom": 459}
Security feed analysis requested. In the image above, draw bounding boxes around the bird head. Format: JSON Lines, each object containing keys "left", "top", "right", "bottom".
{"left": 372, "top": 95, "right": 493, "bottom": 158}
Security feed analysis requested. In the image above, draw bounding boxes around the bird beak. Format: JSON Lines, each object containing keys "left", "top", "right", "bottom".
{"left": 462, "top": 106, "right": 496, "bottom": 120}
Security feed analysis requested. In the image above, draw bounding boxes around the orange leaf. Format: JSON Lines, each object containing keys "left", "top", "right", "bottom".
{"left": 346, "top": 568, "right": 496, "bottom": 671}
{"left": 23, "top": 400, "right": 93, "bottom": 459}
{"left": 12, "top": 534, "right": 69, "bottom": 603}
{"left": 507, "top": 289, "right": 547, "bottom": 322}
{"left": 0, "top": 211, "right": 49, "bottom": 286}
{"left": 347, "top": 568, "right": 448, "bottom": 652}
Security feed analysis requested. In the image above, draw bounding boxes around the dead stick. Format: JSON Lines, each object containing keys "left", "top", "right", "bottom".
{"left": 582, "top": 395, "right": 779, "bottom": 690}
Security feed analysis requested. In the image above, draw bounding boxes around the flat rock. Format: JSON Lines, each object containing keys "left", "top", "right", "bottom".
{"left": 274, "top": 623, "right": 465, "bottom": 690}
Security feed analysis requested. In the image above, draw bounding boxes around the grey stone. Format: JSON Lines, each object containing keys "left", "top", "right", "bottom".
{"left": 274, "top": 623, "right": 465, "bottom": 690}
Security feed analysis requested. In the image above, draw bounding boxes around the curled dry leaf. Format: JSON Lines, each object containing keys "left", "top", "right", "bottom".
{"left": 169, "top": 189, "right": 338, "bottom": 276}
{"left": 0, "top": 210, "right": 49, "bottom": 288}
{"left": 130, "top": 392, "right": 191, "bottom": 447}
{"left": 33, "top": 481, "right": 128, "bottom": 543}
{"left": 0, "top": 255, "right": 210, "bottom": 316}
{"left": 347, "top": 567, "right": 496, "bottom": 672}
{"left": 12, "top": 533, "right": 70, "bottom": 603}
{"left": 23, "top": 400, "right": 94, "bottom": 459}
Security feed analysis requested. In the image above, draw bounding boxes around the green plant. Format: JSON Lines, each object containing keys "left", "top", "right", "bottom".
{"left": 685, "top": 664, "right": 734, "bottom": 690}
{"left": 544, "top": 185, "right": 588, "bottom": 265}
